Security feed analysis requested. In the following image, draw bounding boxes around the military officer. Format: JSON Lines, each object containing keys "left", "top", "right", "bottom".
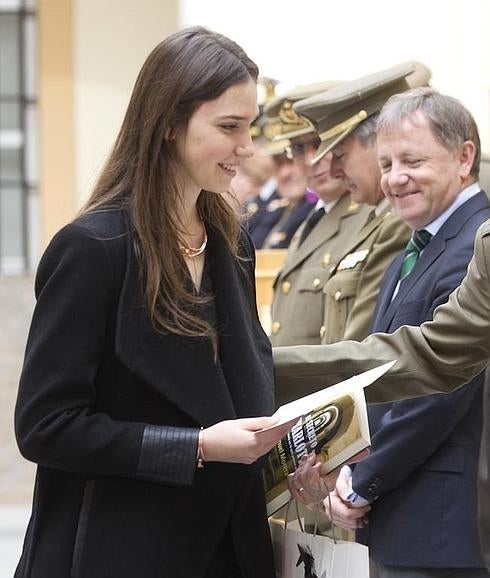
{"left": 292, "top": 62, "right": 432, "bottom": 347}
{"left": 257, "top": 113, "right": 317, "bottom": 250}
{"left": 263, "top": 81, "right": 369, "bottom": 345}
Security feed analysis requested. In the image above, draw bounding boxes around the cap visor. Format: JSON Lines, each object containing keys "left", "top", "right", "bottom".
{"left": 310, "top": 125, "right": 357, "bottom": 165}
{"left": 273, "top": 126, "right": 315, "bottom": 141}
{"left": 259, "top": 139, "right": 291, "bottom": 156}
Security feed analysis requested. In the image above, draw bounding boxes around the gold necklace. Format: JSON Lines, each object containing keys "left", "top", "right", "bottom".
{"left": 179, "top": 223, "right": 207, "bottom": 258}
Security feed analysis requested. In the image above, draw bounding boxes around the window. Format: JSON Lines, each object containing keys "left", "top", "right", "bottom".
{"left": 0, "top": 0, "right": 38, "bottom": 274}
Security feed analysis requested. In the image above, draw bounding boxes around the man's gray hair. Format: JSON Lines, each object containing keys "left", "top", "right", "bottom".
{"left": 377, "top": 87, "right": 480, "bottom": 178}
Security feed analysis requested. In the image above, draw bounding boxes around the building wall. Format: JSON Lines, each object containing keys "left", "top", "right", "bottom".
{"left": 38, "top": 0, "right": 490, "bottom": 247}
{"left": 180, "top": 0, "right": 490, "bottom": 155}
{"left": 38, "top": 0, "right": 178, "bottom": 246}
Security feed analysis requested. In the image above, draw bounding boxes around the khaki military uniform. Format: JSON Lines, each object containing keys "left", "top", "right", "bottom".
{"left": 269, "top": 194, "right": 368, "bottom": 346}
{"left": 320, "top": 198, "right": 410, "bottom": 345}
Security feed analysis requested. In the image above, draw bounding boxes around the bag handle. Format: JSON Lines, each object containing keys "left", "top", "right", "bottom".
{"left": 283, "top": 489, "right": 338, "bottom": 545}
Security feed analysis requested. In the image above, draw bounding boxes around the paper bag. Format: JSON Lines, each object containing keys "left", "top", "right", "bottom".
{"left": 269, "top": 512, "right": 369, "bottom": 578}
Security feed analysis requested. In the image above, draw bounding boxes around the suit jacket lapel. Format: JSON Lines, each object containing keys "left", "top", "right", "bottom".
{"left": 377, "top": 192, "right": 489, "bottom": 328}
{"left": 379, "top": 238, "right": 445, "bottom": 328}
{"left": 371, "top": 254, "right": 404, "bottom": 328}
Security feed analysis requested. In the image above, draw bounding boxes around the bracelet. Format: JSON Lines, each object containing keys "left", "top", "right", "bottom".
{"left": 197, "top": 427, "right": 205, "bottom": 469}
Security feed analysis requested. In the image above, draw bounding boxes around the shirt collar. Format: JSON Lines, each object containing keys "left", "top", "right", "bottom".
{"left": 424, "top": 182, "right": 480, "bottom": 236}
{"left": 259, "top": 177, "right": 278, "bottom": 201}
{"left": 315, "top": 197, "right": 339, "bottom": 214}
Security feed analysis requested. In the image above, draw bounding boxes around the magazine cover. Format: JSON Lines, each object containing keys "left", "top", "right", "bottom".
{"left": 261, "top": 361, "right": 395, "bottom": 515}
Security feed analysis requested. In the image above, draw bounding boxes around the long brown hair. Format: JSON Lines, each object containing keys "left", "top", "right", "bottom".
{"left": 80, "top": 27, "right": 258, "bottom": 344}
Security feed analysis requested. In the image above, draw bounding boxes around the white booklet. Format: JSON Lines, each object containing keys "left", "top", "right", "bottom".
{"left": 261, "top": 361, "right": 395, "bottom": 516}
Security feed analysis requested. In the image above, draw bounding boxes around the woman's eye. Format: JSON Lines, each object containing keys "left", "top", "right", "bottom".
{"left": 221, "top": 124, "right": 238, "bottom": 132}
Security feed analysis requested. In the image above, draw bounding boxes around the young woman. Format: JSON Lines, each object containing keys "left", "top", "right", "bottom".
{"left": 14, "top": 27, "right": 294, "bottom": 578}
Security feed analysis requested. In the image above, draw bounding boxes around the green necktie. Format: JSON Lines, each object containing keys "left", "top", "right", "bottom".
{"left": 399, "top": 229, "right": 432, "bottom": 281}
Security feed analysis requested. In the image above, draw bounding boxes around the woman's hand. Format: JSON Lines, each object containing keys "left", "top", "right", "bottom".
{"left": 202, "top": 416, "right": 298, "bottom": 464}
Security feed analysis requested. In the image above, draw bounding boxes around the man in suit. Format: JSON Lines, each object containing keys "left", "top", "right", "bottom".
{"left": 273, "top": 92, "right": 490, "bottom": 573}
{"left": 264, "top": 82, "right": 369, "bottom": 345}
{"left": 326, "top": 87, "right": 490, "bottom": 578}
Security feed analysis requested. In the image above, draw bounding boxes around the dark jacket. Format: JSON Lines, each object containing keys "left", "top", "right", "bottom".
{"left": 262, "top": 196, "right": 316, "bottom": 250}
{"left": 354, "top": 191, "right": 490, "bottom": 567}
{"left": 14, "top": 208, "right": 275, "bottom": 578}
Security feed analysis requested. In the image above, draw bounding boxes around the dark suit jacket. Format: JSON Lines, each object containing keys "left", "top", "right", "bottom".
{"left": 244, "top": 189, "right": 280, "bottom": 248}
{"left": 354, "top": 191, "right": 490, "bottom": 567}
{"left": 273, "top": 219, "right": 490, "bottom": 569}
{"left": 14, "top": 208, "right": 275, "bottom": 578}
{"left": 262, "top": 196, "right": 316, "bottom": 249}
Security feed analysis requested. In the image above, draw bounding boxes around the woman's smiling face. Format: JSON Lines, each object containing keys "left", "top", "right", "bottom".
{"left": 174, "top": 78, "right": 258, "bottom": 196}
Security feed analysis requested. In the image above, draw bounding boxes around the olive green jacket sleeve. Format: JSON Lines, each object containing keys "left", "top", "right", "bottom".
{"left": 273, "top": 220, "right": 490, "bottom": 406}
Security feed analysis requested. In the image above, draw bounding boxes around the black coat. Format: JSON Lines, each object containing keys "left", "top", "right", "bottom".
{"left": 14, "top": 208, "right": 276, "bottom": 578}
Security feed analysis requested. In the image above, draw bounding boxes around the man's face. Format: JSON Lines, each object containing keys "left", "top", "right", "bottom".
{"left": 377, "top": 111, "right": 475, "bottom": 230}
{"left": 331, "top": 135, "right": 382, "bottom": 206}
{"left": 273, "top": 155, "right": 307, "bottom": 202}
{"left": 290, "top": 134, "right": 345, "bottom": 202}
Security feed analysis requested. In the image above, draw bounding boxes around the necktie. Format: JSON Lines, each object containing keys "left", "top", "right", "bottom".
{"left": 399, "top": 229, "right": 432, "bottom": 281}
{"left": 298, "top": 208, "right": 325, "bottom": 246}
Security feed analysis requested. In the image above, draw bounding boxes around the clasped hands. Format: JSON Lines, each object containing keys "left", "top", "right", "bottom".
{"left": 287, "top": 450, "right": 371, "bottom": 530}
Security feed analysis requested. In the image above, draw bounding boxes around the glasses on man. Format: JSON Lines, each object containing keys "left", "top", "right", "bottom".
{"left": 289, "top": 136, "right": 321, "bottom": 159}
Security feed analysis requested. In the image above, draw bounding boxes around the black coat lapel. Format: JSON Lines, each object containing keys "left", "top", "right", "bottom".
{"left": 208, "top": 226, "right": 274, "bottom": 418}
{"left": 114, "top": 225, "right": 274, "bottom": 427}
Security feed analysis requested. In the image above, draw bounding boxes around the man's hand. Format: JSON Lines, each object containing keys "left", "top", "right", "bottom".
{"left": 288, "top": 454, "right": 330, "bottom": 504}
{"left": 322, "top": 464, "right": 371, "bottom": 530}
{"left": 287, "top": 448, "right": 371, "bottom": 505}
{"left": 323, "top": 489, "right": 370, "bottom": 530}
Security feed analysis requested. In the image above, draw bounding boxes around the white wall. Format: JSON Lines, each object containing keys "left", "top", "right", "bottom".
{"left": 73, "top": 0, "right": 178, "bottom": 202}
{"left": 180, "top": 0, "right": 490, "bottom": 153}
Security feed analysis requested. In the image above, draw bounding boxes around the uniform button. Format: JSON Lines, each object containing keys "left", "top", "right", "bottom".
{"left": 281, "top": 281, "right": 292, "bottom": 294}
{"left": 322, "top": 253, "right": 331, "bottom": 267}
{"left": 319, "top": 325, "right": 326, "bottom": 338}
{"left": 271, "top": 321, "right": 281, "bottom": 335}
{"left": 312, "top": 278, "right": 321, "bottom": 289}
{"left": 334, "top": 290, "right": 342, "bottom": 301}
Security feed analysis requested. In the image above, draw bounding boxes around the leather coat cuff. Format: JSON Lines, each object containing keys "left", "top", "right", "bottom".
{"left": 137, "top": 424, "right": 199, "bottom": 486}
